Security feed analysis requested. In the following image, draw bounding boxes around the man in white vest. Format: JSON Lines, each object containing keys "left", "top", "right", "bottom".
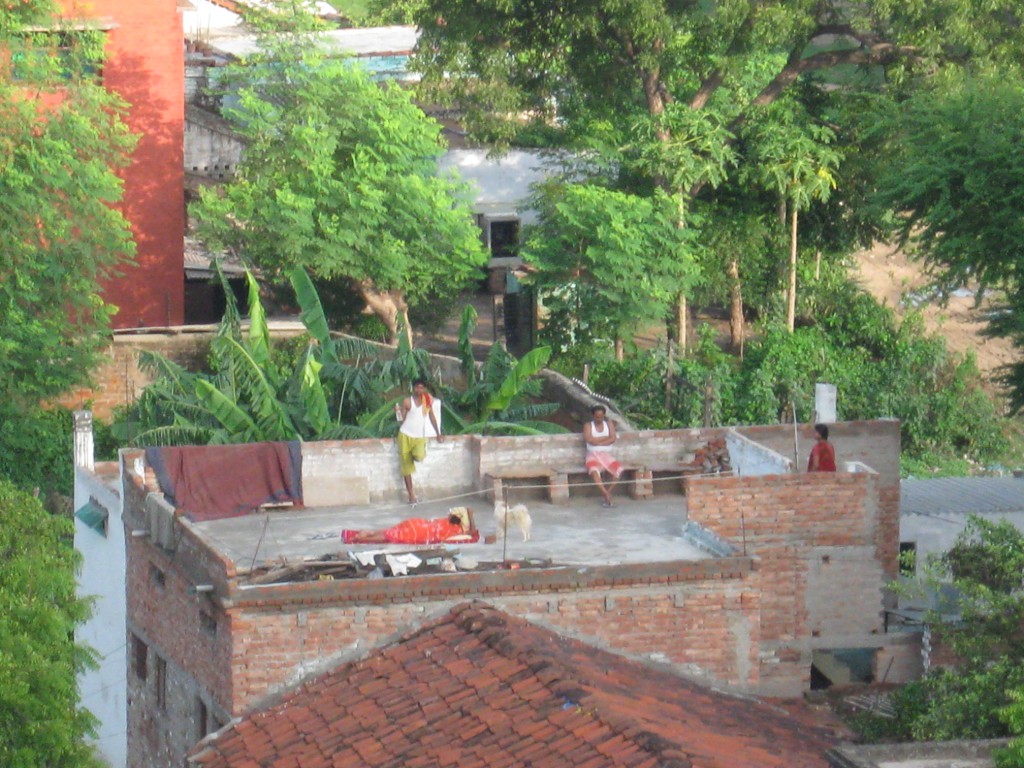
{"left": 396, "top": 378, "right": 444, "bottom": 504}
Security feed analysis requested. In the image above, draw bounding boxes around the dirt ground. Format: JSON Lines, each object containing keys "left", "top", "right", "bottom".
{"left": 851, "top": 242, "right": 1015, "bottom": 387}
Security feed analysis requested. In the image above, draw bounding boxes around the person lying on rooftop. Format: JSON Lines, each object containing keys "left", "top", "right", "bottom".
{"left": 341, "top": 506, "right": 478, "bottom": 545}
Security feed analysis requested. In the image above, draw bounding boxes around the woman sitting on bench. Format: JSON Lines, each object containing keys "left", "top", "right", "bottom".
{"left": 342, "top": 507, "right": 478, "bottom": 544}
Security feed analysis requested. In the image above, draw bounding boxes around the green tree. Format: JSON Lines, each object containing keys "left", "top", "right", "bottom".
{"left": 439, "top": 306, "right": 567, "bottom": 436}
{"left": 0, "top": 480, "right": 101, "bottom": 767}
{"left": 522, "top": 184, "right": 699, "bottom": 358}
{"left": 192, "top": 9, "right": 487, "bottom": 344}
{"left": 0, "top": 0, "right": 136, "bottom": 405}
{"left": 998, "top": 688, "right": 1024, "bottom": 768}
{"left": 854, "top": 517, "right": 1024, "bottom": 744}
{"left": 873, "top": 73, "right": 1024, "bottom": 410}
{"left": 413, "top": 0, "right": 1021, "bottom": 356}
{"left": 414, "top": 0, "right": 1020, "bottom": 154}
{"left": 743, "top": 106, "right": 840, "bottom": 332}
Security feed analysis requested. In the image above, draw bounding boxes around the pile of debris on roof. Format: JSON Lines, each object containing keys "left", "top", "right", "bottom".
{"left": 243, "top": 549, "right": 554, "bottom": 584}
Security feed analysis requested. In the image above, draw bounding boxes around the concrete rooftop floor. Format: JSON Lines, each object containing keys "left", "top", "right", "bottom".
{"left": 190, "top": 493, "right": 714, "bottom": 573}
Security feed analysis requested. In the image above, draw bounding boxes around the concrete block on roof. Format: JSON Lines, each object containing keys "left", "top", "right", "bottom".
{"left": 304, "top": 477, "right": 370, "bottom": 507}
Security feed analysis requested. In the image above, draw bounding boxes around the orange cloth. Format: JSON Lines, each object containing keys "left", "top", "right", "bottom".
{"left": 383, "top": 517, "right": 463, "bottom": 544}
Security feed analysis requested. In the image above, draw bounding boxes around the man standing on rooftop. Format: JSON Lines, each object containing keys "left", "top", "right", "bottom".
{"left": 396, "top": 378, "right": 444, "bottom": 504}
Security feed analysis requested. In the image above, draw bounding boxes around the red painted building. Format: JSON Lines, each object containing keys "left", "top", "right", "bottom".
{"left": 61, "top": 0, "right": 185, "bottom": 328}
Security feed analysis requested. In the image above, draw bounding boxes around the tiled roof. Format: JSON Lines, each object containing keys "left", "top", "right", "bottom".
{"left": 188, "top": 602, "right": 845, "bottom": 767}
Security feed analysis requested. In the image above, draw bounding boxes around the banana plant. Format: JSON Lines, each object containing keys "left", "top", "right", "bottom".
{"left": 439, "top": 306, "right": 566, "bottom": 436}
{"left": 115, "top": 265, "right": 566, "bottom": 445}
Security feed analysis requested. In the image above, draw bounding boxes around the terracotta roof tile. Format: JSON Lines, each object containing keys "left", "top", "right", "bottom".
{"left": 187, "top": 601, "right": 846, "bottom": 768}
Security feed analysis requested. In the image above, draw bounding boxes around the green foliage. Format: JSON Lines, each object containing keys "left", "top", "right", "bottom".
{"left": 855, "top": 517, "right": 1024, "bottom": 744}
{"left": 1, "top": 0, "right": 136, "bottom": 404}
{"left": 364, "top": 0, "right": 422, "bottom": 24}
{"left": 437, "top": 307, "right": 567, "bottom": 436}
{"left": 743, "top": 103, "right": 840, "bottom": 213}
{"left": 874, "top": 73, "right": 1024, "bottom": 411}
{"left": 191, "top": 12, "right": 486, "bottom": 342}
{"left": 0, "top": 479, "right": 101, "bottom": 768}
{"left": 0, "top": 405, "right": 75, "bottom": 497}
{"left": 944, "top": 517, "right": 1024, "bottom": 594}
{"left": 589, "top": 276, "right": 1006, "bottom": 468}
{"left": 116, "top": 271, "right": 562, "bottom": 444}
{"left": 998, "top": 689, "right": 1024, "bottom": 768}
{"left": 523, "top": 183, "right": 700, "bottom": 352}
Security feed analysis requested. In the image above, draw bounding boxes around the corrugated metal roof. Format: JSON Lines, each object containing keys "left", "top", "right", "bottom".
{"left": 184, "top": 237, "right": 247, "bottom": 278}
{"left": 901, "top": 476, "right": 1024, "bottom": 517}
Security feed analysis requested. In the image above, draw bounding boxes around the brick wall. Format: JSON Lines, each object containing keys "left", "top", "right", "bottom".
{"left": 227, "top": 577, "right": 763, "bottom": 714}
{"left": 57, "top": 334, "right": 213, "bottom": 419}
{"left": 216, "top": 557, "right": 760, "bottom": 715}
{"left": 126, "top": 531, "right": 233, "bottom": 768}
{"left": 738, "top": 420, "right": 901, "bottom": 580}
{"left": 60, "top": 0, "right": 186, "bottom": 328}
{"left": 685, "top": 471, "right": 887, "bottom": 695}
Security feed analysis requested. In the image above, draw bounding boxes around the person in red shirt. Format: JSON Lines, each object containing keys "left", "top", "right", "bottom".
{"left": 807, "top": 423, "right": 837, "bottom": 472}
{"left": 341, "top": 507, "right": 478, "bottom": 544}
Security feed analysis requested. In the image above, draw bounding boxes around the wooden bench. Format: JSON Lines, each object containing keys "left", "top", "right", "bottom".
{"left": 484, "top": 463, "right": 712, "bottom": 504}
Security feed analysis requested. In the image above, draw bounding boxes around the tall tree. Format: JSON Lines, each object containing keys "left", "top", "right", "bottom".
{"left": 522, "top": 183, "right": 699, "bottom": 358}
{"left": 872, "top": 73, "right": 1024, "bottom": 410}
{"left": 413, "top": 0, "right": 1021, "bottom": 348}
{"left": 414, "top": 0, "right": 1020, "bottom": 154}
{"left": 743, "top": 104, "right": 839, "bottom": 332}
{"left": 0, "top": 0, "right": 136, "bottom": 405}
{"left": 0, "top": 480, "right": 101, "bottom": 767}
{"left": 192, "top": 7, "right": 488, "bottom": 344}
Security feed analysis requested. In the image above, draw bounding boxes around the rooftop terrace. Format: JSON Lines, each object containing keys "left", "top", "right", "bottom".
{"left": 191, "top": 492, "right": 717, "bottom": 584}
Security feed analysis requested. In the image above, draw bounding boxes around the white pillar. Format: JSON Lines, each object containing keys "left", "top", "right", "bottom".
{"left": 73, "top": 410, "right": 94, "bottom": 472}
{"left": 814, "top": 382, "right": 837, "bottom": 423}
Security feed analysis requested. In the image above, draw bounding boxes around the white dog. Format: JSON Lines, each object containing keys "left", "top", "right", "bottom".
{"left": 494, "top": 501, "right": 532, "bottom": 542}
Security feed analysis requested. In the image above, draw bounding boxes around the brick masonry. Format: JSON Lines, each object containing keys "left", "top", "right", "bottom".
{"left": 685, "top": 470, "right": 888, "bottom": 693}
{"left": 119, "top": 421, "right": 903, "bottom": 768}
{"left": 57, "top": 334, "right": 213, "bottom": 420}
{"left": 738, "top": 420, "right": 901, "bottom": 580}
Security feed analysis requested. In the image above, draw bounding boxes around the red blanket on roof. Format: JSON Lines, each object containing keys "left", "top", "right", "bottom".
{"left": 145, "top": 442, "right": 303, "bottom": 522}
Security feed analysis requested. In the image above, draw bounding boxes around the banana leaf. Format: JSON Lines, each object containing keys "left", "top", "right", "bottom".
{"left": 485, "top": 346, "right": 552, "bottom": 413}
{"left": 298, "top": 347, "right": 330, "bottom": 436}
{"left": 246, "top": 270, "right": 271, "bottom": 367}
{"left": 289, "top": 266, "right": 331, "bottom": 349}
{"left": 195, "top": 379, "right": 261, "bottom": 441}
{"left": 219, "top": 337, "right": 297, "bottom": 440}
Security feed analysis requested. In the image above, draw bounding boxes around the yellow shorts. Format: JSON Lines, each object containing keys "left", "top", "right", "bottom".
{"left": 398, "top": 432, "right": 427, "bottom": 476}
